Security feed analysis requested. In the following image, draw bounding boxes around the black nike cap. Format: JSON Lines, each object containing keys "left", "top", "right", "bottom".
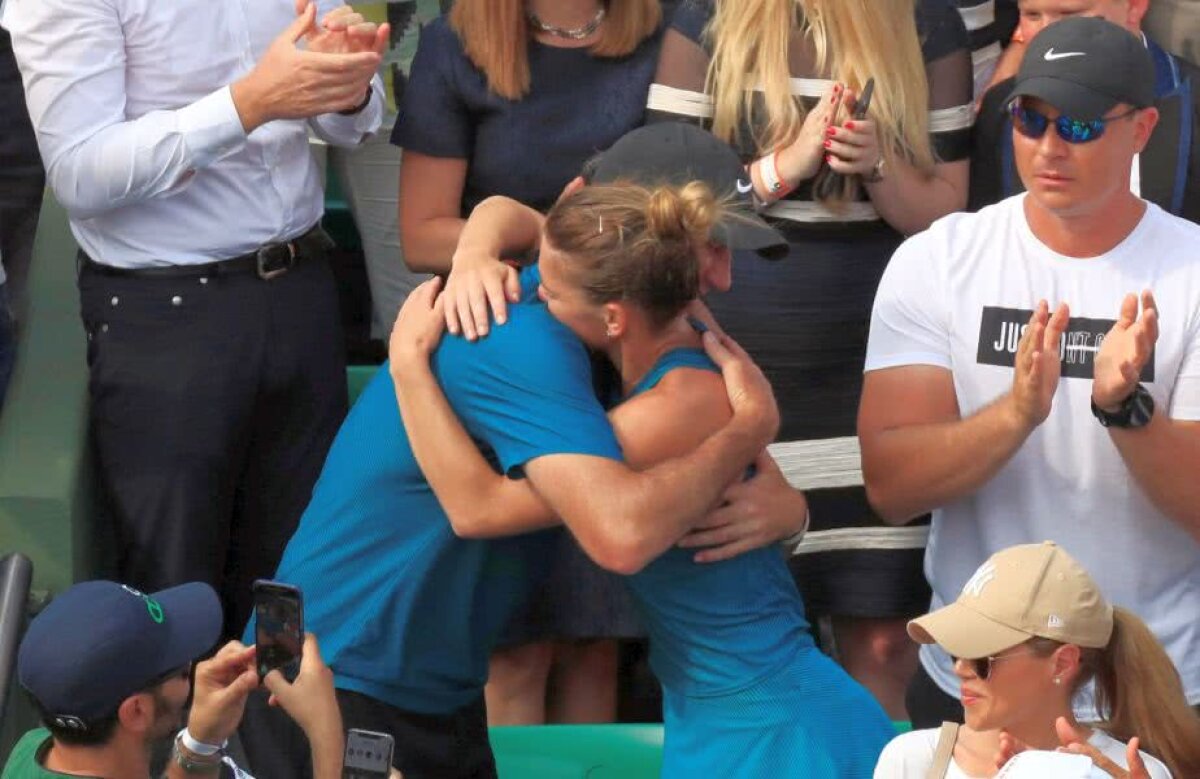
{"left": 589, "top": 123, "right": 789, "bottom": 261}
{"left": 1009, "top": 16, "right": 1155, "bottom": 121}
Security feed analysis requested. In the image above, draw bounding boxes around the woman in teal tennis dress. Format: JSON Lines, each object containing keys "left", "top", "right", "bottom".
{"left": 391, "top": 174, "right": 895, "bottom": 775}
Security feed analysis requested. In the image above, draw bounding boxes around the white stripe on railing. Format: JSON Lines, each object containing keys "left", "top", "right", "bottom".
{"left": 958, "top": 0, "right": 995, "bottom": 31}
{"left": 646, "top": 83, "right": 713, "bottom": 118}
{"left": 768, "top": 436, "right": 863, "bottom": 490}
{"left": 929, "top": 103, "right": 975, "bottom": 132}
{"left": 795, "top": 525, "right": 931, "bottom": 554}
{"left": 762, "top": 200, "right": 880, "bottom": 224}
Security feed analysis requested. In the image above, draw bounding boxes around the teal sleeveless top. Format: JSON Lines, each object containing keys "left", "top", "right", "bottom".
{"left": 624, "top": 347, "right": 814, "bottom": 697}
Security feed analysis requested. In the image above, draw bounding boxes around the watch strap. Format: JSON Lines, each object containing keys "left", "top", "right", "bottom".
{"left": 1091, "top": 383, "right": 1154, "bottom": 428}
{"left": 173, "top": 732, "right": 223, "bottom": 774}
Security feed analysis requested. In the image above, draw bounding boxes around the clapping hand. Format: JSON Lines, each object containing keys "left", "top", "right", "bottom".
{"left": 233, "top": 2, "right": 382, "bottom": 130}
{"left": 1008, "top": 300, "right": 1069, "bottom": 430}
{"left": 1092, "top": 291, "right": 1158, "bottom": 413}
{"left": 298, "top": 0, "right": 390, "bottom": 57}
{"left": 768, "top": 83, "right": 842, "bottom": 193}
{"left": 1055, "top": 718, "right": 1151, "bottom": 779}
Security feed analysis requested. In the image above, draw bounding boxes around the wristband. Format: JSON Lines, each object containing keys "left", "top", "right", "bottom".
{"left": 758, "top": 151, "right": 795, "bottom": 198}
{"left": 180, "top": 728, "right": 226, "bottom": 756}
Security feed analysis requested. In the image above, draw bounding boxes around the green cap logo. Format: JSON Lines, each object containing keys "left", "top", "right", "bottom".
{"left": 120, "top": 584, "right": 165, "bottom": 624}
{"left": 145, "top": 597, "right": 164, "bottom": 624}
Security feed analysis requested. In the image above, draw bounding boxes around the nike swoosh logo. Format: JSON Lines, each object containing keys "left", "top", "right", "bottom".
{"left": 1044, "top": 48, "right": 1086, "bottom": 61}
{"left": 736, "top": 179, "right": 753, "bottom": 194}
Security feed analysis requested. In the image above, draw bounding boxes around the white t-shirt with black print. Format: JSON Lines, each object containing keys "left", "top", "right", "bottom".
{"left": 865, "top": 194, "right": 1200, "bottom": 716}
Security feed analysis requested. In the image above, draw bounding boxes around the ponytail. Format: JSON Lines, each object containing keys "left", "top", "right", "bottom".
{"left": 1085, "top": 608, "right": 1200, "bottom": 778}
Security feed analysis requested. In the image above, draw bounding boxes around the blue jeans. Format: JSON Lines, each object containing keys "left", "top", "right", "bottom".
{"left": 0, "top": 283, "right": 13, "bottom": 412}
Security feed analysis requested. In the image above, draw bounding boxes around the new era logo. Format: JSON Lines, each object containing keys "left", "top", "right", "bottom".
{"left": 962, "top": 562, "right": 997, "bottom": 598}
{"left": 1048, "top": 614, "right": 1065, "bottom": 629}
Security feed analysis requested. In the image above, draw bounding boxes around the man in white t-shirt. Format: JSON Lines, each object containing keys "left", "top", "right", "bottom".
{"left": 859, "top": 16, "right": 1200, "bottom": 728}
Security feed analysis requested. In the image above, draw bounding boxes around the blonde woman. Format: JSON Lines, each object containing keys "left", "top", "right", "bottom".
{"left": 391, "top": 0, "right": 665, "bottom": 728}
{"left": 645, "top": 0, "right": 974, "bottom": 719}
{"left": 875, "top": 542, "right": 1200, "bottom": 778}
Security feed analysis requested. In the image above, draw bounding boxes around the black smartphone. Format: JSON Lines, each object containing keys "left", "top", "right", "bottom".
{"left": 252, "top": 580, "right": 303, "bottom": 682}
{"left": 343, "top": 729, "right": 395, "bottom": 779}
{"left": 814, "top": 76, "right": 877, "bottom": 200}
{"left": 852, "top": 77, "right": 875, "bottom": 120}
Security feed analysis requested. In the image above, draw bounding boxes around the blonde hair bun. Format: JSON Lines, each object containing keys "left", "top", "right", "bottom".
{"left": 644, "top": 181, "right": 721, "bottom": 245}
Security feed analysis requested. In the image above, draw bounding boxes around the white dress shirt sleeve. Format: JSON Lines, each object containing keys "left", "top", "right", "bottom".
{"left": 308, "top": 74, "right": 385, "bottom": 147}
{"left": 2, "top": 0, "right": 248, "bottom": 220}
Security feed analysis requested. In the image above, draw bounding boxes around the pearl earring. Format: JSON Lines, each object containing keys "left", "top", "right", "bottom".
{"left": 1054, "top": 677, "right": 1062, "bottom": 686}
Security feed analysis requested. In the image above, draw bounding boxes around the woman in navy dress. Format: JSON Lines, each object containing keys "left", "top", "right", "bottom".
{"left": 645, "top": 0, "right": 974, "bottom": 720}
{"left": 392, "top": 0, "right": 667, "bottom": 725}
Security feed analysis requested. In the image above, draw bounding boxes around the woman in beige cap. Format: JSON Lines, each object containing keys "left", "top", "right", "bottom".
{"left": 873, "top": 542, "right": 1200, "bottom": 778}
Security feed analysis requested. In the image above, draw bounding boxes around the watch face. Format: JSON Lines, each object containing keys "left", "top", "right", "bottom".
{"left": 1130, "top": 386, "right": 1155, "bottom": 427}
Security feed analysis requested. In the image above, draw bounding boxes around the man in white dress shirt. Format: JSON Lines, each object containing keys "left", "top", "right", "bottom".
{"left": 1, "top": 0, "right": 387, "bottom": 636}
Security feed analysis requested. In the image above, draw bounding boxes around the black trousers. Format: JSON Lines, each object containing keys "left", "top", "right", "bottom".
{"left": 78, "top": 253, "right": 347, "bottom": 636}
{"left": 239, "top": 688, "right": 498, "bottom": 779}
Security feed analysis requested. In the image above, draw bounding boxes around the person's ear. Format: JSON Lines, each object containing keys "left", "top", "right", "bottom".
{"left": 1051, "top": 643, "right": 1083, "bottom": 688}
{"left": 556, "top": 176, "right": 587, "bottom": 206}
{"left": 603, "top": 303, "right": 627, "bottom": 338}
{"left": 1125, "top": 0, "right": 1150, "bottom": 30}
{"left": 117, "top": 693, "right": 155, "bottom": 735}
{"left": 1132, "top": 106, "right": 1159, "bottom": 153}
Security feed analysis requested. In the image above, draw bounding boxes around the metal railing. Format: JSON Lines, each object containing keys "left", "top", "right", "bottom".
{"left": 0, "top": 554, "right": 33, "bottom": 720}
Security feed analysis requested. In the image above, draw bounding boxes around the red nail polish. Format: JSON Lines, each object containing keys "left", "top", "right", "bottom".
{"left": 826, "top": 126, "right": 836, "bottom": 136}
{"left": 825, "top": 154, "right": 832, "bottom": 162}
{"left": 823, "top": 140, "right": 832, "bottom": 148}
{"left": 846, "top": 121, "right": 855, "bottom": 130}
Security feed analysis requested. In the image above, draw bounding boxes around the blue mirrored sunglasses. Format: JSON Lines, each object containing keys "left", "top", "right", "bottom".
{"left": 1009, "top": 101, "right": 1138, "bottom": 144}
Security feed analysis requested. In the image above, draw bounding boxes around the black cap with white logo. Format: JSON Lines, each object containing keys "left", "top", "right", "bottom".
{"left": 1009, "top": 16, "right": 1155, "bottom": 121}
{"left": 590, "top": 123, "right": 788, "bottom": 261}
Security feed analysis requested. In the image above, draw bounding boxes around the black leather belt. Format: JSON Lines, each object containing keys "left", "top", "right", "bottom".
{"left": 80, "top": 225, "right": 335, "bottom": 281}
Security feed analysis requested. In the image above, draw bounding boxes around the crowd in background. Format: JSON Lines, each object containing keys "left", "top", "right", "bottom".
{"left": 1, "top": 0, "right": 1200, "bottom": 777}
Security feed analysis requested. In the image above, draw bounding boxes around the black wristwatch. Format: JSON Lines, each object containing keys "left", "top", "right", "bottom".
{"left": 1091, "top": 383, "right": 1155, "bottom": 429}
{"left": 337, "top": 86, "right": 373, "bottom": 116}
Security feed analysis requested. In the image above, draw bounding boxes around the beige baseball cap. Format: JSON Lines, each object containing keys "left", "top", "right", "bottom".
{"left": 908, "top": 542, "right": 1114, "bottom": 659}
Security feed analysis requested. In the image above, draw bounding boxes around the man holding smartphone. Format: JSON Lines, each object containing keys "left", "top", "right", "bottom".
{"left": 3, "top": 580, "right": 347, "bottom": 779}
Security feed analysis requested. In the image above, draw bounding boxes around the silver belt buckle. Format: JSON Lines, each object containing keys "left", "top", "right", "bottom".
{"left": 256, "top": 241, "right": 296, "bottom": 280}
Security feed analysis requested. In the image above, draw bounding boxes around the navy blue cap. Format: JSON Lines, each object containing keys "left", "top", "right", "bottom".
{"left": 18, "top": 581, "right": 221, "bottom": 724}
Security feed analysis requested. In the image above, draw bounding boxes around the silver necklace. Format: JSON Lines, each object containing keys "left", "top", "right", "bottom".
{"left": 526, "top": 5, "right": 606, "bottom": 40}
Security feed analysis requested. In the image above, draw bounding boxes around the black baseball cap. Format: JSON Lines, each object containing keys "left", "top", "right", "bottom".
{"left": 18, "top": 581, "right": 221, "bottom": 725}
{"left": 590, "top": 123, "right": 788, "bottom": 260}
{"left": 1009, "top": 16, "right": 1154, "bottom": 121}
